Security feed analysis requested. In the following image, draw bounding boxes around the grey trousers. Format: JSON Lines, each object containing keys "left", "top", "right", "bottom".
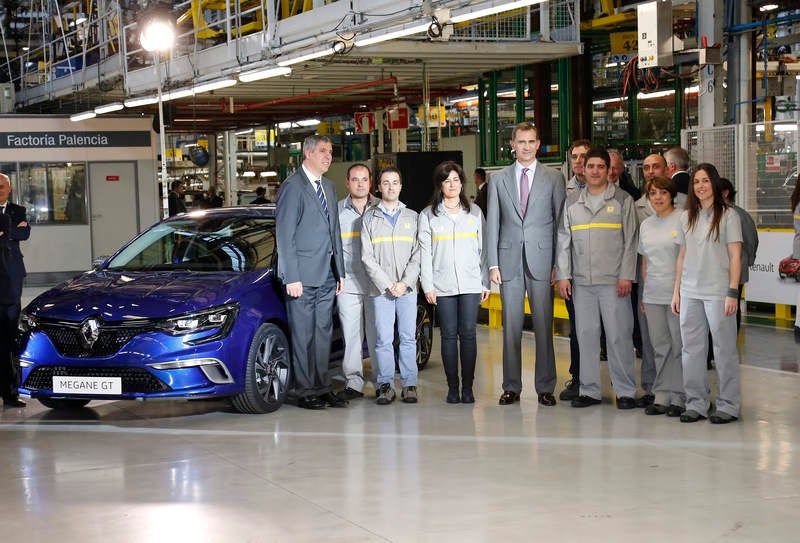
{"left": 679, "top": 296, "right": 741, "bottom": 417}
{"left": 573, "top": 284, "right": 636, "bottom": 399}
{"left": 643, "top": 303, "right": 685, "bottom": 407}
{"left": 499, "top": 270, "right": 556, "bottom": 394}
{"left": 637, "top": 297, "right": 656, "bottom": 393}
{"left": 337, "top": 292, "right": 377, "bottom": 392}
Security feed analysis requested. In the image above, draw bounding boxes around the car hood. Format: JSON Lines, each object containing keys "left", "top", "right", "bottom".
{"left": 27, "top": 270, "right": 267, "bottom": 321}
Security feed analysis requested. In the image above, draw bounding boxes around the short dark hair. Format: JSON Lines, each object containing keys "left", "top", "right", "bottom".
{"left": 646, "top": 175, "right": 677, "bottom": 200}
{"left": 377, "top": 166, "right": 401, "bottom": 183}
{"left": 719, "top": 177, "right": 736, "bottom": 200}
{"left": 585, "top": 146, "right": 610, "bottom": 168}
{"left": 171, "top": 180, "right": 184, "bottom": 191}
{"left": 569, "top": 139, "right": 592, "bottom": 154}
{"left": 255, "top": 186, "right": 266, "bottom": 196}
{"left": 474, "top": 168, "right": 487, "bottom": 182}
{"left": 347, "top": 163, "right": 371, "bottom": 179}
{"left": 510, "top": 121, "right": 538, "bottom": 141}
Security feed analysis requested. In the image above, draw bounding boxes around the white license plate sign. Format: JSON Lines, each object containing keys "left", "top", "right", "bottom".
{"left": 52, "top": 376, "right": 122, "bottom": 395}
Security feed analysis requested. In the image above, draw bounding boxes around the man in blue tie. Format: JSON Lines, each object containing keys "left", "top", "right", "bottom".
{"left": 0, "top": 173, "right": 30, "bottom": 408}
{"left": 485, "top": 122, "right": 566, "bottom": 407}
{"left": 276, "top": 135, "right": 346, "bottom": 409}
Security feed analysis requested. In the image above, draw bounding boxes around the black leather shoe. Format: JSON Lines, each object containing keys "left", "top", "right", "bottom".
{"left": 571, "top": 395, "right": 601, "bottom": 408}
{"left": 446, "top": 386, "right": 460, "bottom": 404}
{"left": 537, "top": 392, "right": 556, "bottom": 406}
{"left": 339, "top": 387, "right": 364, "bottom": 400}
{"left": 320, "top": 392, "right": 348, "bottom": 408}
{"left": 498, "top": 390, "right": 520, "bottom": 405}
{"left": 297, "top": 396, "right": 326, "bottom": 410}
{"left": 461, "top": 387, "right": 475, "bottom": 404}
{"left": 559, "top": 378, "right": 580, "bottom": 401}
{"left": 635, "top": 394, "right": 655, "bottom": 408}
{"left": 3, "top": 397, "right": 26, "bottom": 408}
{"left": 616, "top": 396, "right": 636, "bottom": 410}
{"left": 645, "top": 403, "right": 667, "bottom": 415}
{"left": 709, "top": 412, "right": 738, "bottom": 424}
{"left": 666, "top": 405, "right": 685, "bottom": 417}
{"left": 794, "top": 326, "right": 800, "bottom": 344}
{"left": 680, "top": 409, "right": 707, "bottom": 423}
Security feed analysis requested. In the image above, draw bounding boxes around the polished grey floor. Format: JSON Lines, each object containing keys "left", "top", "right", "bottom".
{"left": 2, "top": 292, "right": 799, "bottom": 541}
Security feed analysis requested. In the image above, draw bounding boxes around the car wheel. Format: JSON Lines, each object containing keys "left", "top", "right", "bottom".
{"left": 232, "top": 323, "right": 292, "bottom": 414}
{"left": 416, "top": 301, "right": 433, "bottom": 370}
{"left": 38, "top": 398, "right": 91, "bottom": 410}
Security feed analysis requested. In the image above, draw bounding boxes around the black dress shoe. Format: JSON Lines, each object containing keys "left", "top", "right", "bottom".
{"left": 571, "top": 395, "right": 601, "bottom": 408}
{"left": 461, "top": 387, "right": 475, "bottom": 404}
{"left": 616, "top": 396, "right": 636, "bottom": 409}
{"left": 339, "top": 387, "right": 364, "bottom": 400}
{"left": 635, "top": 394, "right": 655, "bottom": 408}
{"left": 645, "top": 403, "right": 667, "bottom": 415}
{"left": 320, "top": 392, "right": 348, "bottom": 408}
{"left": 498, "top": 390, "right": 520, "bottom": 405}
{"left": 559, "top": 378, "right": 579, "bottom": 401}
{"left": 446, "top": 386, "right": 461, "bottom": 404}
{"left": 679, "top": 409, "right": 707, "bottom": 423}
{"left": 709, "top": 411, "right": 738, "bottom": 424}
{"left": 666, "top": 404, "right": 685, "bottom": 417}
{"left": 3, "top": 397, "right": 26, "bottom": 408}
{"left": 537, "top": 392, "right": 556, "bottom": 406}
{"left": 297, "top": 396, "right": 326, "bottom": 410}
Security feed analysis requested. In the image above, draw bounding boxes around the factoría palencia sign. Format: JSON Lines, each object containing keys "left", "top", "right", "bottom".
{"left": 1, "top": 130, "right": 151, "bottom": 149}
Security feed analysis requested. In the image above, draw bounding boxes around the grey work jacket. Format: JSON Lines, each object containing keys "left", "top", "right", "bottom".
{"left": 555, "top": 182, "right": 638, "bottom": 285}
{"left": 338, "top": 194, "right": 380, "bottom": 294}
{"left": 418, "top": 203, "right": 489, "bottom": 296}
{"left": 361, "top": 202, "right": 421, "bottom": 296}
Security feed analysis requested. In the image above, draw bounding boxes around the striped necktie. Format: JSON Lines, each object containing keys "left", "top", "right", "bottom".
{"left": 315, "top": 180, "right": 329, "bottom": 219}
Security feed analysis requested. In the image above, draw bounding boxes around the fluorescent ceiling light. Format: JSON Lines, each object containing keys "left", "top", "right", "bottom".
{"left": 760, "top": 3, "right": 779, "bottom": 12}
{"left": 296, "top": 119, "right": 320, "bottom": 127}
{"left": 75, "top": 13, "right": 87, "bottom": 25}
{"left": 354, "top": 22, "right": 431, "bottom": 47}
{"left": 592, "top": 86, "right": 699, "bottom": 106}
{"left": 261, "top": 171, "right": 278, "bottom": 177}
{"left": 277, "top": 122, "right": 292, "bottom": 129}
{"left": 235, "top": 128, "right": 254, "bottom": 135}
{"left": 278, "top": 47, "right": 335, "bottom": 67}
{"left": 193, "top": 78, "right": 237, "bottom": 94}
{"left": 450, "top": 0, "right": 546, "bottom": 24}
{"left": 239, "top": 66, "right": 292, "bottom": 82}
{"left": 242, "top": 171, "right": 256, "bottom": 177}
{"left": 94, "top": 102, "right": 124, "bottom": 114}
{"left": 70, "top": 110, "right": 97, "bottom": 122}
{"left": 22, "top": 46, "right": 29, "bottom": 51}
{"left": 163, "top": 88, "right": 195, "bottom": 101}
{"left": 755, "top": 124, "right": 797, "bottom": 132}
{"left": 124, "top": 95, "right": 159, "bottom": 107}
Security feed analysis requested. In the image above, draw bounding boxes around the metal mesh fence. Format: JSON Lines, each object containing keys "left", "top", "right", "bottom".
{"left": 450, "top": 1, "right": 580, "bottom": 43}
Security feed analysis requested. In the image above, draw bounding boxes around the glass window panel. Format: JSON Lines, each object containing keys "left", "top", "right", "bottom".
{"left": 16, "top": 162, "right": 87, "bottom": 225}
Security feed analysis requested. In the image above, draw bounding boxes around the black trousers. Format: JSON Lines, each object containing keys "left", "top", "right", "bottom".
{"left": 0, "top": 303, "right": 21, "bottom": 400}
{"left": 437, "top": 293, "right": 481, "bottom": 388}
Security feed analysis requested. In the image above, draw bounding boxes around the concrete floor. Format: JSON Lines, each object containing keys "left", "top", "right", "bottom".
{"left": 1, "top": 291, "right": 799, "bottom": 542}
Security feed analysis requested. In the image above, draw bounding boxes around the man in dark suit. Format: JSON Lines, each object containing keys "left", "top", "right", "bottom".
{"left": 276, "top": 135, "right": 346, "bottom": 410}
{"left": 486, "top": 122, "right": 566, "bottom": 407}
{"left": 168, "top": 180, "right": 187, "bottom": 216}
{"left": 0, "top": 173, "right": 31, "bottom": 408}
{"left": 473, "top": 168, "right": 488, "bottom": 217}
{"left": 664, "top": 146, "right": 691, "bottom": 195}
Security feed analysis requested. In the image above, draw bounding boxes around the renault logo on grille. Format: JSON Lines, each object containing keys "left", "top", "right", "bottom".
{"left": 79, "top": 317, "right": 101, "bottom": 349}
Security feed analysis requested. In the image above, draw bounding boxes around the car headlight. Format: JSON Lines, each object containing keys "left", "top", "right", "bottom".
{"left": 19, "top": 311, "right": 37, "bottom": 333}
{"left": 157, "top": 303, "right": 239, "bottom": 345}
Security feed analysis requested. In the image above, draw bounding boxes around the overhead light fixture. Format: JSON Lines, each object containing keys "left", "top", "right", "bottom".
{"left": 242, "top": 171, "right": 256, "bottom": 177}
{"left": 124, "top": 95, "right": 159, "bottom": 107}
{"left": 140, "top": 19, "right": 176, "bottom": 52}
{"left": 193, "top": 77, "right": 237, "bottom": 94}
{"left": 354, "top": 21, "right": 432, "bottom": 47}
{"left": 759, "top": 3, "right": 779, "bottom": 12}
{"left": 163, "top": 87, "right": 195, "bottom": 101}
{"left": 94, "top": 102, "right": 125, "bottom": 114}
{"left": 277, "top": 121, "right": 292, "bottom": 129}
{"left": 238, "top": 66, "right": 292, "bottom": 83}
{"left": 235, "top": 128, "right": 254, "bottom": 135}
{"left": 277, "top": 47, "right": 335, "bottom": 67}
{"left": 75, "top": 13, "right": 88, "bottom": 25}
{"left": 22, "top": 46, "right": 29, "bottom": 51}
{"left": 450, "top": 0, "right": 547, "bottom": 24}
{"left": 296, "top": 119, "right": 320, "bottom": 127}
{"left": 260, "top": 171, "right": 278, "bottom": 177}
{"left": 70, "top": 110, "right": 97, "bottom": 122}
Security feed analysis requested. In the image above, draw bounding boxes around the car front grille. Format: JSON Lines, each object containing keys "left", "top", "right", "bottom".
{"left": 39, "top": 323, "right": 153, "bottom": 358}
{"left": 23, "top": 366, "right": 171, "bottom": 393}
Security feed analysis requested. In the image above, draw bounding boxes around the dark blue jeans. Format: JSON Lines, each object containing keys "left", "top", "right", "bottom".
{"left": 436, "top": 293, "right": 481, "bottom": 388}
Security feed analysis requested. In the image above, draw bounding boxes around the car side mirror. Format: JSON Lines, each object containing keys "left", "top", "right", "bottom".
{"left": 92, "top": 255, "right": 110, "bottom": 270}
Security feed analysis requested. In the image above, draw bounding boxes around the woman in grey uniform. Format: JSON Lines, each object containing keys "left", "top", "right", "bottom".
{"left": 791, "top": 177, "right": 800, "bottom": 342}
{"left": 419, "top": 162, "right": 490, "bottom": 403}
{"left": 638, "top": 176, "right": 685, "bottom": 417}
{"left": 671, "top": 163, "right": 743, "bottom": 424}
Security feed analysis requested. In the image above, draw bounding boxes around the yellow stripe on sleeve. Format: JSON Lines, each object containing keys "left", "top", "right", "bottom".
{"left": 571, "top": 222, "right": 622, "bottom": 231}
{"left": 431, "top": 232, "right": 479, "bottom": 241}
{"left": 341, "top": 231, "right": 360, "bottom": 238}
{"left": 371, "top": 236, "right": 415, "bottom": 244}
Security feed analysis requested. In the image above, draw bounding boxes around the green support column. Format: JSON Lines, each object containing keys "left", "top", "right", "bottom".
{"left": 478, "top": 77, "right": 487, "bottom": 166}
{"left": 488, "top": 71, "right": 498, "bottom": 165}
{"left": 673, "top": 76, "right": 683, "bottom": 141}
{"left": 557, "top": 58, "right": 572, "bottom": 161}
{"left": 515, "top": 65, "right": 526, "bottom": 124}
{"left": 627, "top": 81, "right": 638, "bottom": 143}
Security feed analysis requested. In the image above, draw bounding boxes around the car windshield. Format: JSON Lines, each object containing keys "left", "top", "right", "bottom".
{"left": 106, "top": 215, "right": 276, "bottom": 272}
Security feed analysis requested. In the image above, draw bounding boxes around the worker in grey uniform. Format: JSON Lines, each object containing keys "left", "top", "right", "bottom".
{"left": 671, "top": 163, "right": 742, "bottom": 424}
{"left": 337, "top": 163, "right": 380, "bottom": 399}
{"left": 638, "top": 175, "right": 685, "bottom": 417}
{"left": 361, "top": 166, "right": 421, "bottom": 405}
{"left": 556, "top": 146, "right": 639, "bottom": 409}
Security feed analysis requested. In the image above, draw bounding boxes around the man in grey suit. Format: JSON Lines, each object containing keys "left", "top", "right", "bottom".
{"left": 486, "top": 122, "right": 566, "bottom": 406}
{"left": 276, "top": 135, "right": 346, "bottom": 410}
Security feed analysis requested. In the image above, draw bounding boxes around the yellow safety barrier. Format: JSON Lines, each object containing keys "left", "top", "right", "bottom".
{"left": 481, "top": 288, "right": 569, "bottom": 330}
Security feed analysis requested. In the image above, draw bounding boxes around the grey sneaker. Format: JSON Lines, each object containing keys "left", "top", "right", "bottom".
{"left": 376, "top": 383, "right": 396, "bottom": 405}
{"left": 401, "top": 386, "right": 418, "bottom": 403}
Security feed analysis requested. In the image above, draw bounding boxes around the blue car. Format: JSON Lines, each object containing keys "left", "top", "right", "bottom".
{"left": 18, "top": 206, "right": 297, "bottom": 413}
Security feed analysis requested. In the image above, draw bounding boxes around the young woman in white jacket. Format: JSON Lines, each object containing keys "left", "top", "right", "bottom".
{"left": 418, "top": 162, "right": 490, "bottom": 404}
